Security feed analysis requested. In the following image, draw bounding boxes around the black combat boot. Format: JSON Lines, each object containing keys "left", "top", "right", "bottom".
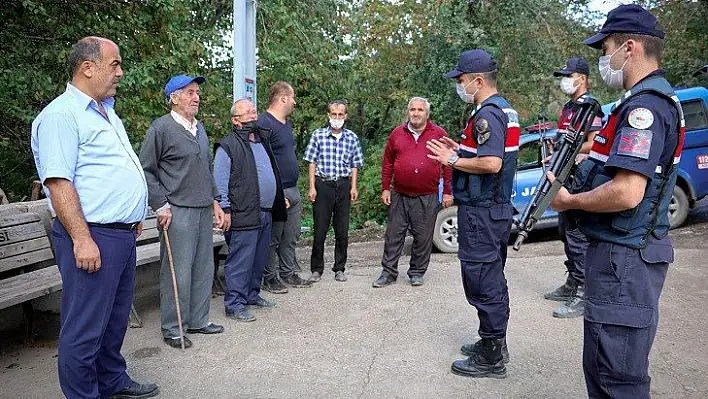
{"left": 544, "top": 274, "right": 579, "bottom": 301}
{"left": 460, "top": 337, "right": 510, "bottom": 363}
{"left": 552, "top": 284, "right": 585, "bottom": 318}
{"left": 451, "top": 338, "right": 507, "bottom": 378}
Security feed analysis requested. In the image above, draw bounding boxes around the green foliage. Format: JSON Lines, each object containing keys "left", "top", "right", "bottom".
{"left": 1, "top": 0, "right": 705, "bottom": 234}
{"left": 0, "top": 0, "right": 233, "bottom": 200}
{"left": 350, "top": 136, "right": 388, "bottom": 228}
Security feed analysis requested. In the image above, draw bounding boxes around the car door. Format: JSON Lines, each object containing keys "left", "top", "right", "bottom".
{"left": 513, "top": 136, "right": 558, "bottom": 223}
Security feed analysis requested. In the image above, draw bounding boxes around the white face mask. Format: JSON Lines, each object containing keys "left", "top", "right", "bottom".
{"left": 456, "top": 80, "right": 478, "bottom": 104}
{"left": 599, "top": 42, "right": 629, "bottom": 89}
{"left": 560, "top": 77, "right": 579, "bottom": 95}
{"left": 329, "top": 118, "right": 345, "bottom": 130}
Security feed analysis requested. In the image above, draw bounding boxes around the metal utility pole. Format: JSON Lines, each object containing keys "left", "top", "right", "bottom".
{"left": 233, "top": 0, "right": 257, "bottom": 104}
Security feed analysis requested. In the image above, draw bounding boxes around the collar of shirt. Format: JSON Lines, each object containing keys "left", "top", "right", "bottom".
{"left": 327, "top": 126, "right": 350, "bottom": 138}
{"left": 565, "top": 91, "right": 590, "bottom": 107}
{"left": 66, "top": 83, "right": 115, "bottom": 113}
{"left": 171, "top": 110, "right": 199, "bottom": 136}
{"left": 407, "top": 121, "right": 425, "bottom": 135}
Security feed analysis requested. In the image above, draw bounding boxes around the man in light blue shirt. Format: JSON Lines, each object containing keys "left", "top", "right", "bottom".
{"left": 30, "top": 36, "right": 157, "bottom": 399}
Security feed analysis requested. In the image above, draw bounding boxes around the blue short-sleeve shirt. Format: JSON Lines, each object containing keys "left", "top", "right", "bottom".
{"left": 31, "top": 84, "right": 148, "bottom": 223}
{"left": 604, "top": 93, "right": 679, "bottom": 180}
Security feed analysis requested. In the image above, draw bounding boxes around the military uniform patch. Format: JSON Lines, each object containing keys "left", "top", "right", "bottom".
{"left": 593, "top": 134, "right": 607, "bottom": 145}
{"left": 617, "top": 127, "right": 652, "bottom": 159}
{"left": 475, "top": 118, "right": 490, "bottom": 145}
{"left": 628, "top": 108, "right": 654, "bottom": 129}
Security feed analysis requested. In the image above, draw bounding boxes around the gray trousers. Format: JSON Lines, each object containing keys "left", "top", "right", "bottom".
{"left": 265, "top": 186, "right": 303, "bottom": 280}
{"left": 159, "top": 205, "right": 214, "bottom": 338}
{"left": 381, "top": 191, "right": 438, "bottom": 279}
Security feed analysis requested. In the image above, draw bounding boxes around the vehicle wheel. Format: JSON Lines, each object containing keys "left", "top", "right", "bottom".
{"left": 668, "top": 185, "right": 689, "bottom": 229}
{"left": 433, "top": 206, "right": 458, "bottom": 253}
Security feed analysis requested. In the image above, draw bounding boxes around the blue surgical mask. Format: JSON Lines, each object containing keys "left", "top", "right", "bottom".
{"left": 599, "top": 42, "right": 629, "bottom": 89}
{"left": 456, "top": 80, "right": 478, "bottom": 104}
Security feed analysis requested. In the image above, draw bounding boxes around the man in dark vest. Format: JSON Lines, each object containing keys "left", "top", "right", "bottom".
{"left": 427, "top": 49, "right": 519, "bottom": 379}
{"left": 550, "top": 5, "right": 683, "bottom": 397}
{"left": 213, "top": 98, "right": 288, "bottom": 322}
{"left": 544, "top": 58, "right": 602, "bottom": 319}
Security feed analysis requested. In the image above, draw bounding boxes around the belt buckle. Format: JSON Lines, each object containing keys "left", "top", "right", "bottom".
{"left": 128, "top": 222, "right": 139, "bottom": 230}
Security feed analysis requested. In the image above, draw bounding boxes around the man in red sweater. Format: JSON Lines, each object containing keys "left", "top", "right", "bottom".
{"left": 373, "top": 97, "right": 453, "bottom": 287}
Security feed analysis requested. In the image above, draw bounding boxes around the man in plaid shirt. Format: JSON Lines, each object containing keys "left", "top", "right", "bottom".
{"left": 303, "top": 100, "right": 364, "bottom": 282}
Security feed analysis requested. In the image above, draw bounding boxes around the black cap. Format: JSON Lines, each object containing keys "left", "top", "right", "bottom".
{"left": 553, "top": 57, "right": 590, "bottom": 77}
{"left": 583, "top": 4, "right": 665, "bottom": 49}
{"left": 444, "top": 49, "right": 498, "bottom": 78}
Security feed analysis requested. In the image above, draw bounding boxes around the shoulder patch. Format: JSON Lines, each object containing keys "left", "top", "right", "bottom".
{"left": 593, "top": 134, "right": 607, "bottom": 145}
{"left": 475, "top": 118, "right": 490, "bottom": 145}
{"left": 616, "top": 127, "right": 652, "bottom": 159}
{"left": 627, "top": 108, "right": 654, "bottom": 129}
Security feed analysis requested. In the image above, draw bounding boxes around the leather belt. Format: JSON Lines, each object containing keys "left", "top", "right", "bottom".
{"left": 317, "top": 176, "right": 350, "bottom": 182}
{"left": 87, "top": 222, "right": 140, "bottom": 231}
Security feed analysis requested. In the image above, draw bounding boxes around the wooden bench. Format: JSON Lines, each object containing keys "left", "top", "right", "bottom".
{"left": 0, "top": 210, "right": 226, "bottom": 337}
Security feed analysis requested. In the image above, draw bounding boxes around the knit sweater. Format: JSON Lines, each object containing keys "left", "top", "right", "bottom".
{"left": 139, "top": 114, "right": 219, "bottom": 210}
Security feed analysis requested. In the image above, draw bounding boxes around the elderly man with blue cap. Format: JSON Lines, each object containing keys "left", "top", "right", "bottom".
{"left": 427, "top": 49, "right": 520, "bottom": 378}
{"left": 139, "top": 74, "right": 226, "bottom": 349}
{"left": 549, "top": 5, "right": 684, "bottom": 397}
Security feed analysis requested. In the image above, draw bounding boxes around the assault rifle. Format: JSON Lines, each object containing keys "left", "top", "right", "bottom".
{"left": 512, "top": 96, "right": 603, "bottom": 251}
{"left": 537, "top": 113, "right": 550, "bottom": 173}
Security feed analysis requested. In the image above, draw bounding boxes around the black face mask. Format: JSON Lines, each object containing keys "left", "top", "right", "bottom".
{"left": 240, "top": 121, "right": 258, "bottom": 132}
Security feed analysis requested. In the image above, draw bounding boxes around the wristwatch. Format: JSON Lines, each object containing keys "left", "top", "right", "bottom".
{"left": 447, "top": 154, "right": 460, "bottom": 167}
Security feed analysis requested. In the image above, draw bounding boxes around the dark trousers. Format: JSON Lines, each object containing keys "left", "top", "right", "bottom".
{"left": 380, "top": 191, "right": 438, "bottom": 279}
{"left": 52, "top": 220, "right": 135, "bottom": 399}
{"left": 560, "top": 212, "right": 589, "bottom": 283}
{"left": 265, "top": 186, "right": 302, "bottom": 280}
{"left": 583, "top": 239, "right": 670, "bottom": 398}
{"left": 310, "top": 177, "right": 351, "bottom": 274}
{"left": 223, "top": 211, "right": 272, "bottom": 313}
{"left": 457, "top": 204, "right": 513, "bottom": 339}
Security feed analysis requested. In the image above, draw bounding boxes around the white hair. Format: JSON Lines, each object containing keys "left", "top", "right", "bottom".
{"left": 230, "top": 97, "right": 254, "bottom": 116}
{"left": 408, "top": 97, "right": 430, "bottom": 114}
{"left": 168, "top": 89, "right": 183, "bottom": 106}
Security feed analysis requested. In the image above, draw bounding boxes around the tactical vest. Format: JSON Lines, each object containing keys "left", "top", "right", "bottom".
{"left": 454, "top": 95, "right": 520, "bottom": 207}
{"left": 557, "top": 93, "right": 593, "bottom": 136}
{"left": 579, "top": 76, "right": 685, "bottom": 249}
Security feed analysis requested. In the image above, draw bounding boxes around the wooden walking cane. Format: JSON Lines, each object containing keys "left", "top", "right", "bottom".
{"left": 163, "top": 228, "right": 186, "bottom": 351}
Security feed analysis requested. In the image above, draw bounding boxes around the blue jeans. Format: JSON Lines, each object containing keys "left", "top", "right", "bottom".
{"left": 224, "top": 211, "right": 272, "bottom": 313}
{"left": 52, "top": 220, "right": 135, "bottom": 399}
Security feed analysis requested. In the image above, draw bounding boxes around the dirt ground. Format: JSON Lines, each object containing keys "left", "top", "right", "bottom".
{"left": 0, "top": 202, "right": 707, "bottom": 398}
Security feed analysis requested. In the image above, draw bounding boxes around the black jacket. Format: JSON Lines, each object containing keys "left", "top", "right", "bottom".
{"left": 216, "top": 125, "right": 287, "bottom": 230}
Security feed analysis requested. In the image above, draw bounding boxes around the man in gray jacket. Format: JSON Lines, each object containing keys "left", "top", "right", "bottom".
{"left": 139, "top": 75, "right": 226, "bottom": 349}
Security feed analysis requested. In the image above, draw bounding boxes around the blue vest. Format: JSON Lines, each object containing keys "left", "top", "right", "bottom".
{"left": 453, "top": 95, "right": 520, "bottom": 207}
{"left": 579, "top": 77, "right": 684, "bottom": 249}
